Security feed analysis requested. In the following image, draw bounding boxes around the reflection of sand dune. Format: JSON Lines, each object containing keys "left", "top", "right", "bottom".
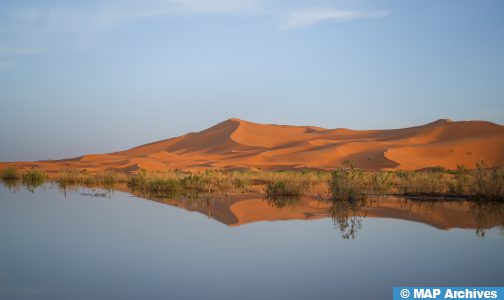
{"left": 137, "top": 192, "right": 503, "bottom": 231}
{"left": 229, "top": 198, "right": 331, "bottom": 225}
{"left": 1, "top": 118, "right": 503, "bottom": 171}
{"left": 362, "top": 198, "right": 491, "bottom": 230}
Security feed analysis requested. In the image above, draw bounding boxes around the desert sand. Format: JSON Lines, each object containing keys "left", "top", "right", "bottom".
{"left": 1, "top": 118, "right": 503, "bottom": 172}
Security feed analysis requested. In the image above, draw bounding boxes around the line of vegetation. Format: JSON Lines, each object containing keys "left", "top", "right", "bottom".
{"left": 55, "top": 170, "right": 129, "bottom": 189}
{"left": 1, "top": 163, "right": 503, "bottom": 201}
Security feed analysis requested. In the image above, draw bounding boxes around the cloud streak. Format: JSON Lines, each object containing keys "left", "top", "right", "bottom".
{"left": 282, "top": 8, "right": 389, "bottom": 30}
{"left": 7, "top": 1, "right": 387, "bottom": 33}
{"left": 9, "top": 0, "right": 259, "bottom": 32}
{"left": 172, "top": 0, "right": 258, "bottom": 14}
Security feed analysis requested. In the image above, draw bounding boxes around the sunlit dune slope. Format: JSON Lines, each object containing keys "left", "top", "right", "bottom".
{"left": 2, "top": 118, "right": 503, "bottom": 171}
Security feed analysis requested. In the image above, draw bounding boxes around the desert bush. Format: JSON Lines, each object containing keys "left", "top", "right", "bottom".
{"left": 93, "top": 172, "right": 128, "bottom": 187}
{"left": 22, "top": 169, "right": 46, "bottom": 183}
{"left": 448, "top": 165, "right": 470, "bottom": 195}
{"left": 128, "top": 170, "right": 182, "bottom": 192}
{"left": 202, "top": 170, "right": 233, "bottom": 191}
{"left": 56, "top": 171, "right": 91, "bottom": 186}
{"left": 399, "top": 171, "right": 447, "bottom": 195}
{"left": 371, "top": 171, "right": 393, "bottom": 194}
{"left": 55, "top": 170, "right": 128, "bottom": 189}
{"left": 473, "top": 165, "right": 504, "bottom": 201}
{"left": 21, "top": 169, "right": 46, "bottom": 192}
{"left": 260, "top": 170, "right": 326, "bottom": 196}
{"left": 231, "top": 175, "right": 251, "bottom": 190}
{"left": 181, "top": 174, "right": 208, "bottom": 190}
{"left": 329, "top": 162, "right": 365, "bottom": 200}
{"left": 1, "top": 167, "right": 21, "bottom": 181}
{"left": 266, "top": 180, "right": 303, "bottom": 197}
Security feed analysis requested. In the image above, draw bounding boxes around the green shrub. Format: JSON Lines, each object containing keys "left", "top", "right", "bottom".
{"left": 21, "top": 169, "right": 46, "bottom": 192}
{"left": 371, "top": 171, "right": 392, "bottom": 194}
{"left": 181, "top": 174, "right": 207, "bottom": 190}
{"left": 266, "top": 180, "right": 302, "bottom": 197}
{"left": 1, "top": 167, "right": 21, "bottom": 180}
{"left": 128, "top": 171, "right": 182, "bottom": 192}
{"left": 22, "top": 169, "right": 46, "bottom": 183}
{"left": 473, "top": 165, "right": 504, "bottom": 201}
{"left": 329, "top": 162, "right": 365, "bottom": 200}
{"left": 400, "top": 171, "right": 446, "bottom": 195}
{"left": 448, "top": 165, "right": 470, "bottom": 195}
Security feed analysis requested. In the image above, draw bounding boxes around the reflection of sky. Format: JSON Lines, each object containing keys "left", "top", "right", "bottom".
{"left": 1, "top": 0, "right": 503, "bottom": 161}
{"left": 1, "top": 184, "right": 503, "bottom": 300}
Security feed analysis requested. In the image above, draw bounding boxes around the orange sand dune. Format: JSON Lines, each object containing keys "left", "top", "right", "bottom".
{"left": 1, "top": 118, "right": 503, "bottom": 172}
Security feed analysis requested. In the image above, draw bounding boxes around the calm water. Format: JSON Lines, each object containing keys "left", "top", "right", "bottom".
{"left": 1, "top": 184, "right": 503, "bottom": 300}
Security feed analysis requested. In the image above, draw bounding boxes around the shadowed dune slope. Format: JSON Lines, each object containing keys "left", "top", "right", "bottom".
{"left": 1, "top": 118, "right": 503, "bottom": 172}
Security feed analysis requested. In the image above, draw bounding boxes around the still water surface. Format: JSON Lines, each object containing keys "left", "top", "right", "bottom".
{"left": 1, "top": 184, "right": 503, "bottom": 300}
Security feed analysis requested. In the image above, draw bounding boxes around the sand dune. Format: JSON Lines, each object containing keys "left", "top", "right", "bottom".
{"left": 1, "top": 118, "right": 503, "bottom": 172}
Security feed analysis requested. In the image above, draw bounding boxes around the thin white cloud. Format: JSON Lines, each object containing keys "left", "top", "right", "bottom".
{"left": 10, "top": 0, "right": 258, "bottom": 32}
{"left": 6, "top": 1, "right": 388, "bottom": 34}
{"left": 282, "top": 8, "right": 389, "bottom": 30}
{"left": 172, "top": 0, "right": 257, "bottom": 14}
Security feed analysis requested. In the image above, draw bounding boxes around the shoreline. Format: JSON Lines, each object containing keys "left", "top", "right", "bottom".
{"left": 1, "top": 166, "right": 503, "bottom": 202}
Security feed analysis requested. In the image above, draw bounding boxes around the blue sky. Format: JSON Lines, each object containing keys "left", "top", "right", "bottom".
{"left": 0, "top": 0, "right": 503, "bottom": 161}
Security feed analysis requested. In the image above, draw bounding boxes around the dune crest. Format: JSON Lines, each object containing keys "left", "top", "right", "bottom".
{"left": 1, "top": 118, "right": 503, "bottom": 172}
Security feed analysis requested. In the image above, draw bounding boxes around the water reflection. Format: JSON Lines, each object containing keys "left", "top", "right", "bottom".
{"left": 0, "top": 179, "right": 22, "bottom": 192}
{"left": 1, "top": 176, "right": 45, "bottom": 193}
{"left": 1, "top": 179, "right": 504, "bottom": 238}
{"left": 266, "top": 196, "right": 301, "bottom": 209}
{"left": 136, "top": 191, "right": 504, "bottom": 239}
{"left": 329, "top": 198, "right": 368, "bottom": 239}
{"left": 470, "top": 202, "right": 504, "bottom": 237}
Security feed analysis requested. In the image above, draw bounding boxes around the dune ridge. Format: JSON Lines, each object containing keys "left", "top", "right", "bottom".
{"left": 1, "top": 118, "right": 503, "bottom": 172}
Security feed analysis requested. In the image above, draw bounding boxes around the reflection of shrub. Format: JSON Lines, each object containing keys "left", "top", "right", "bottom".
{"left": 1, "top": 167, "right": 21, "bottom": 180}
{"left": 469, "top": 201, "right": 504, "bottom": 237}
{"left": 330, "top": 197, "right": 368, "bottom": 239}
{"left": 329, "top": 161, "right": 365, "bottom": 200}
{"left": 266, "top": 196, "right": 300, "bottom": 209}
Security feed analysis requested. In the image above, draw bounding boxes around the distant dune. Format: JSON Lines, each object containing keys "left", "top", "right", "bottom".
{"left": 2, "top": 118, "right": 503, "bottom": 172}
